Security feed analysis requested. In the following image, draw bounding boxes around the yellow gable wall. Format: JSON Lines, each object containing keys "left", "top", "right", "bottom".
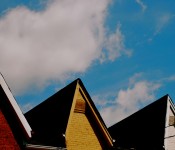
{"left": 66, "top": 90, "right": 103, "bottom": 150}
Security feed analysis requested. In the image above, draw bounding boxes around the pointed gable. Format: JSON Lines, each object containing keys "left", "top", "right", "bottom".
{"left": 66, "top": 80, "right": 113, "bottom": 150}
{"left": 108, "top": 95, "right": 170, "bottom": 150}
{"left": 0, "top": 73, "right": 32, "bottom": 149}
{"left": 25, "top": 78, "right": 113, "bottom": 149}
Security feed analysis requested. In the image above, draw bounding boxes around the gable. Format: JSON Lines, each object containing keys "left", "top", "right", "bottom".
{"left": 25, "top": 78, "right": 113, "bottom": 149}
{"left": 66, "top": 90, "right": 103, "bottom": 150}
{"left": 66, "top": 82, "right": 113, "bottom": 150}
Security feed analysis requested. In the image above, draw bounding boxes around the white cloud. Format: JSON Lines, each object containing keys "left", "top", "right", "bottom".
{"left": 167, "top": 75, "right": 175, "bottom": 81}
{"left": 149, "top": 13, "right": 175, "bottom": 41}
{"left": 159, "top": 75, "right": 175, "bottom": 83}
{"left": 135, "top": 0, "right": 147, "bottom": 12}
{"left": 129, "top": 72, "right": 143, "bottom": 85}
{"left": 20, "top": 102, "right": 35, "bottom": 113}
{"left": 154, "top": 13, "right": 174, "bottom": 36}
{"left": 102, "top": 23, "right": 131, "bottom": 62}
{"left": 0, "top": 0, "right": 130, "bottom": 95}
{"left": 92, "top": 93, "right": 116, "bottom": 109}
{"left": 99, "top": 79, "right": 161, "bottom": 127}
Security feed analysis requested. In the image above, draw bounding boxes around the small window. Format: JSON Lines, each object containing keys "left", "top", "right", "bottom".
{"left": 169, "top": 116, "right": 175, "bottom": 126}
{"left": 74, "top": 98, "right": 86, "bottom": 113}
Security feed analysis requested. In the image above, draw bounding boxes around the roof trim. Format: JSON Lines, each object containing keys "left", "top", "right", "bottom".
{"left": 78, "top": 83, "right": 113, "bottom": 146}
{"left": 167, "top": 95, "right": 175, "bottom": 112}
{"left": 0, "top": 73, "right": 32, "bottom": 138}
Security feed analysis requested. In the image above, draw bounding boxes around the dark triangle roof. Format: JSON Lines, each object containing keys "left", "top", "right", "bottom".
{"left": 108, "top": 94, "right": 169, "bottom": 150}
{"left": 25, "top": 79, "right": 78, "bottom": 147}
{"left": 25, "top": 78, "right": 111, "bottom": 148}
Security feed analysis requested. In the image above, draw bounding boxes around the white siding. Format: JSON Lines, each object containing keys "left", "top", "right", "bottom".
{"left": 164, "top": 97, "right": 175, "bottom": 150}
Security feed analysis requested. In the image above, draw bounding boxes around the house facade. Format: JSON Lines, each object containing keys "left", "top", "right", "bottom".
{"left": 0, "top": 74, "right": 114, "bottom": 150}
{"left": 1, "top": 73, "right": 175, "bottom": 150}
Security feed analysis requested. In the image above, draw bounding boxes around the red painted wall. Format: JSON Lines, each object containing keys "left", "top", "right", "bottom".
{"left": 0, "top": 110, "right": 20, "bottom": 149}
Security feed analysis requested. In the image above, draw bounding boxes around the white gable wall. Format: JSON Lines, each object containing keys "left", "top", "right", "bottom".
{"left": 164, "top": 96, "right": 175, "bottom": 150}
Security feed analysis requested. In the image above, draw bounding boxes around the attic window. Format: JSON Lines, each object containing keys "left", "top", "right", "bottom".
{"left": 74, "top": 98, "right": 86, "bottom": 113}
{"left": 169, "top": 116, "right": 175, "bottom": 126}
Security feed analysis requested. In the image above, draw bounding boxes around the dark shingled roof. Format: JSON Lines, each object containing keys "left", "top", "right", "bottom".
{"left": 25, "top": 78, "right": 109, "bottom": 148}
{"left": 108, "top": 94, "right": 169, "bottom": 150}
{"left": 25, "top": 79, "right": 78, "bottom": 147}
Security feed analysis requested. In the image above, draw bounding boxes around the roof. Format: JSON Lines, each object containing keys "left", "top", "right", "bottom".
{"left": 108, "top": 94, "right": 170, "bottom": 150}
{"left": 25, "top": 79, "right": 77, "bottom": 147}
{"left": 25, "top": 78, "right": 113, "bottom": 148}
{"left": 0, "top": 73, "right": 32, "bottom": 139}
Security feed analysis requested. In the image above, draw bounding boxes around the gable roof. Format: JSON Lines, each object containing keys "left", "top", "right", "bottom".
{"left": 0, "top": 73, "right": 32, "bottom": 141}
{"left": 25, "top": 79, "right": 77, "bottom": 147}
{"left": 25, "top": 78, "right": 113, "bottom": 148}
{"left": 108, "top": 94, "right": 171, "bottom": 150}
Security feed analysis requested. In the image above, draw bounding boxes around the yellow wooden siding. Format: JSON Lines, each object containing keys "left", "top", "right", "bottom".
{"left": 66, "top": 91, "right": 103, "bottom": 150}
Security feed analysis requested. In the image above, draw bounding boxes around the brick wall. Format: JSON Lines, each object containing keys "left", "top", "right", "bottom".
{"left": 0, "top": 109, "right": 20, "bottom": 150}
{"left": 66, "top": 92, "right": 103, "bottom": 150}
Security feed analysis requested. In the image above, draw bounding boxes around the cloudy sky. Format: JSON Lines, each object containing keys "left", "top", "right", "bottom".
{"left": 0, "top": 0, "right": 175, "bottom": 126}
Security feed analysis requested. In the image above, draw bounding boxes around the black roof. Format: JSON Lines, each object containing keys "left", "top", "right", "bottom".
{"left": 25, "top": 78, "right": 108, "bottom": 148}
{"left": 108, "top": 94, "right": 169, "bottom": 150}
{"left": 25, "top": 79, "right": 78, "bottom": 147}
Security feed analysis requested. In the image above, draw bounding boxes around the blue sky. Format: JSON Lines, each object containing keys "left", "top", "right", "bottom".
{"left": 0, "top": 0, "right": 175, "bottom": 126}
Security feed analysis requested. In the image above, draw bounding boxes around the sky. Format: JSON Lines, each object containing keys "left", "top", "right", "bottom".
{"left": 0, "top": 0, "right": 175, "bottom": 127}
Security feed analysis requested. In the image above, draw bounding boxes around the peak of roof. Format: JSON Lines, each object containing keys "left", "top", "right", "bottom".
{"left": 109, "top": 94, "right": 169, "bottom": 128}
{"left": 108, "top": 94, "right": 171, "bottom": 149}
{"left": 25, "top": 77, "right": 112, "bottom": 147}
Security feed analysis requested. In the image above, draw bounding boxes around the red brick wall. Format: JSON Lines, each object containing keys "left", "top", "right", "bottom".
{"left": 0, "top": 110, "right": 20, "bottom": 149}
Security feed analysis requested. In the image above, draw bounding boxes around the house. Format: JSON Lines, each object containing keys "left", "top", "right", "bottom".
{"left": 1, "top": 72, "right": 175, "bottom": 150}
{"left": 25, "top": 78, "right": 114, "bottom": 150}
{"left": 0, "top": 73, "right": 113, "bottom": 150}
{"left": 0, "top": 73, "right": 32, "bottom": 149}
{"left": 108, "top": 95, "right": 175, "bottom": 150}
